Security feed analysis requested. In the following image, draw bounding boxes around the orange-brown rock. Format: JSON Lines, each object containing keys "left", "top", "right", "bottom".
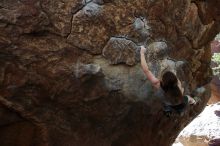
{"left": 0, "top": 0, "right": 220, "bottom": 146}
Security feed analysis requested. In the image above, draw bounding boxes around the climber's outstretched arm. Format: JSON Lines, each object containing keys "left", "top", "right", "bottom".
{"left": 140, "top": 46, "right": 160, "bottom": 89}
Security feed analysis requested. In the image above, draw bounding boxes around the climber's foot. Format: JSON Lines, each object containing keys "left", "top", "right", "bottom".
{"left": 163, "top": 105, "right": 173, "bottom": 117}
{"left": 164, "top": 110, "right": 173, "bottom": 117}
{"left": 193, "top": 96, "right": 201, "bottom": 104}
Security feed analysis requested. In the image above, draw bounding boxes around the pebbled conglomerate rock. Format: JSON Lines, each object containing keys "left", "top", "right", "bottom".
{"left": 102, "top": 37, "right": 139, "bottom": 66}
{"left": 0, "top": 0, "right": 220, "bottom": 146}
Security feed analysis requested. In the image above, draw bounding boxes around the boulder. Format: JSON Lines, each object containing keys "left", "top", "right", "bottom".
{"left": 0, "top": 0, "right": 220, "bottom": 146}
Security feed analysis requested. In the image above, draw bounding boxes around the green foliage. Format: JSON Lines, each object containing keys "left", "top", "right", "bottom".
{"left": 212, "top": 53, "right": 220, "bottom": 77}
{"left": 212, "top": 53, "right": 220, "bottom": 63}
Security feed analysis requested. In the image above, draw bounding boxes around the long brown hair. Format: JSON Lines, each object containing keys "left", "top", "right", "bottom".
{"left": 160, "top": 71, "right": 183, "bottom": 99}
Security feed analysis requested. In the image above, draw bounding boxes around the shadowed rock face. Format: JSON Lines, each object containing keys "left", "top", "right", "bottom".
{"left": 0, "top": 0, "right": 219, "bottom": 146}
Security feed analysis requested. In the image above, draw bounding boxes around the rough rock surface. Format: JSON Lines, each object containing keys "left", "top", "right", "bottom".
{"left": 174, "top": 102, "right": 220, "bottom": 146}
{"left": 0, "top": 0, "right": 220, "bottom": 146}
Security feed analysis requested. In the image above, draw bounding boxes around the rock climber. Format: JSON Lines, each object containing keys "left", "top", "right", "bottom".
{"left": 140, "top": 46, "right": 197, "bottom": 116}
